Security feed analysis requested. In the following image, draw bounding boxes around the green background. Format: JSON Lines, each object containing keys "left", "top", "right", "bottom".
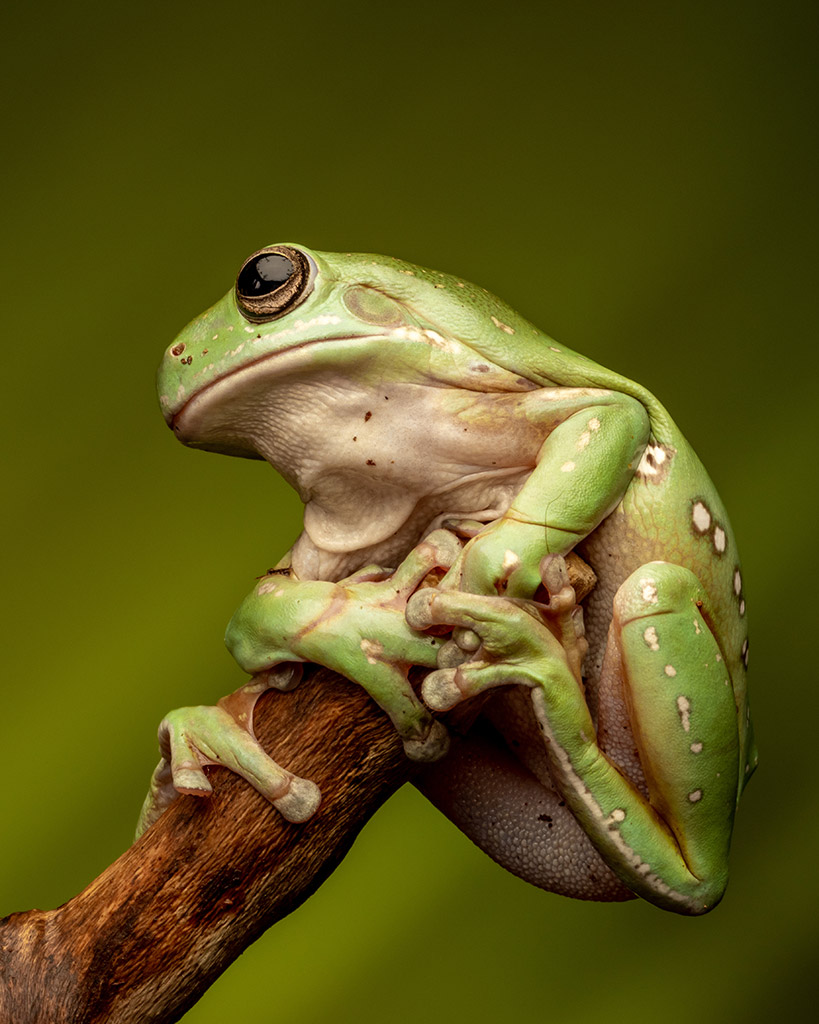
{"left": 1, "top": 1, "right": 816, "bottom": 1020}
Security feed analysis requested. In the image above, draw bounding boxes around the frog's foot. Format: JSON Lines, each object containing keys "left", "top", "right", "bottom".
{"left": 407, "top": 588, "right": 556, "bottom": 712}
{"left": 136, "top": 697, "right": 320, "bottom": 838}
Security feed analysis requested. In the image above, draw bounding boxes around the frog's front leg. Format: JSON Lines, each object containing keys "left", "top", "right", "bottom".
{"left": 136, "top": 672, "right": 321, "bottom": 837}
{"left": 407, "top": 561, "right": 740, "bottom": 915}
{"left": 138, "top": 530, "right": 461, "bottom": 833}
{"left": 229, "top": 529, "right": 462, "bottom": 761}
{"left": 441, "top": 389, "right": 650, "bottom": 599}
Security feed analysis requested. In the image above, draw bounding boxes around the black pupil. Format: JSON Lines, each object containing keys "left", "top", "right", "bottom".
{"left": 239, "top": 253, "right": 294, "bottom": 296}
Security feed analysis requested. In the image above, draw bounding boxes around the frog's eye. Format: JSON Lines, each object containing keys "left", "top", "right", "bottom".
{"left": 235, "top": 245, "right": 314, "bottom": 323}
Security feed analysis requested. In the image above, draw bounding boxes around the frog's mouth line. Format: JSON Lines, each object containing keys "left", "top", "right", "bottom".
{"left": 168, "top": 332, "right": 392, "bottom": 433}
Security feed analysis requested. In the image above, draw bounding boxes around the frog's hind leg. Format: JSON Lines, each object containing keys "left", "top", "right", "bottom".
{"left": 591, "top": 562, "right": 741, "bottom": 889}
{"left": 408, "top": 563, "right": 741, "bottom": 913}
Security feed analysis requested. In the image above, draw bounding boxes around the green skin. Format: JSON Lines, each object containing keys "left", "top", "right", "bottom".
{"left": 141, "top": 244, "right": 755, "bottom": 915}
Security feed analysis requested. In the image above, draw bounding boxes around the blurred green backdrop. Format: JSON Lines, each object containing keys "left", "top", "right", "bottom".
{"left": 1, "top": 1, "right": 816, "bottom": 1020}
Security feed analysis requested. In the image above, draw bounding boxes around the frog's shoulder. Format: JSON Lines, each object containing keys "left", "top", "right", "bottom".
{"left": 466, "top": 315, "right": 681, "bottom": 445}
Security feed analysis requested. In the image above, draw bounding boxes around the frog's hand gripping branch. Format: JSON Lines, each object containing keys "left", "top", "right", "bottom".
{"left": 0, "top": 669, "right": 416, "bottom": 1024}
{"left": 407, "top": 557, "right": 740, "bottom": 916}
{"left": 136, "top": 667, "right": 321, "bottom": 835}
{"left": 137, "top": 530, "right": 462, "bottom": 837}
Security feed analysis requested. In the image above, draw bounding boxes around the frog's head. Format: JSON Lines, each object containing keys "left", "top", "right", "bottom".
{"left": 157, "top": 243, "right": 561, "bottom": 461}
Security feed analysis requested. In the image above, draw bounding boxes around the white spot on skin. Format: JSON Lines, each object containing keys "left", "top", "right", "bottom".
{"left": 643, "top": 626, "right": 660, "bottom": 651}
{"left": 740, "top": 600, "right": 746, "bottom": 616}
{"left": 360, "top": 638, "right": 384, "bottom": 665}
{"left": 212, "top": 334, "right": 219, "bottom": 341}
{"left": 244, "top": 325, "right": 256, "bottom": 333}
{"left": 636, "top": 443, "right": 669, "bottom": 478}
{"left": 692, "top": 501, "right": 711, "bottom": 533}
{"left": 502, "top": 549, "right": 521, "bottom": 573}
{"left": 734, "top": 570, "right": 742, "bottom": 595}
{"left": 549, "top": 345, "right": 561, "bottom": 352}
{"left": 677, "top": 695, "right": 691, "bottom": 732}
{"left": 690, "top": 742, "right": 703, "bottom": 754}
{"left": 577, "top": 431, "right": 591, "bottom": 451}
{"left": 693, "top": 619, "right": 701, "bottom": 634}
{"left": 588, "top": 417, "right": 601, "bottom": 431}
{"left": 257, "top": 579, "right": 285, "bottom": 596}
{"left": 560, "top": 461, "right": 576, "bottom": 473}
{"left": 640, "top": 579, "right": 659, "bottom": 604}
{"left": 608, "top": 808, "right": 626, "bottom": 824}
{"left": 688, "top": 790, "right": 703, "bottom": 803}
{"left": 713, "top": 526, "right": 726, "bottom": 553}
{"left": 422, "top": 329, "right": 448, "bottom": 348}
{"left": 490, "top": 315, "right": 515, "bottom": 334}
{"left": 664, "top": 664, "right": 677, "bottom": 677}
{"left": 391, "top": 326, "right": 425, "bottom": 343}
{"left": 301, "top": 314, "right": 342, "bottom": 328}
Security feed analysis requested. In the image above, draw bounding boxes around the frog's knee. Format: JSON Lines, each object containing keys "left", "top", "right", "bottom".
{"left": 613, "top": 562, "right": 703, "bottom": 623}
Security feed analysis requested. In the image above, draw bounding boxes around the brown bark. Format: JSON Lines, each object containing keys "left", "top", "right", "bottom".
{"left": 0, "top": 668, "right": 409, "bottom": 1024}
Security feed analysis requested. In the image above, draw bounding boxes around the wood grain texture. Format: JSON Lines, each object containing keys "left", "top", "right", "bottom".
{"left": 0, "top": 668, "right": 409, "bottom": 1023}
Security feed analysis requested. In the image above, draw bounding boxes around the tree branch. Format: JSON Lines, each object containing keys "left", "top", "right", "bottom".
{"left": 0, "top": 668, "right": 409, "bottom": 1023}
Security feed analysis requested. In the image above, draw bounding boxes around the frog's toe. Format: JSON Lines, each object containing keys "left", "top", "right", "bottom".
{"left": 421, "top": 528, "right": 464, "bottom": 567}
{"left": 273, "top": 777, "right": 322, "bottom": 822}
{"left": 422, "top": 669, "right": 464, "bottom": 712}
{"left": 403, "top": 719, "right": 450, "bottom": 761}
{"left": 406, "top": 588, "right": 437, "bottom": 629}
{"left": 172, "top": 765, "right": 213, "bottom": 796}
{"left": 136, "top": 757, "right": 180, "bottom": 838}
{"left": 437, "top": 637, "right": 473, "bottom": 668}
{"left": 439, "top": 517, "right": 487, "bottom": 540}
{"left": 264, "top": 663, "right": 303, "bottom": 692}
{"left": 538, "top": 554, "right": 577, "bottom": 613}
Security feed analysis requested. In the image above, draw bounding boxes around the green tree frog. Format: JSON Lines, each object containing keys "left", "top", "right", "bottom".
{"left": 143, "top": 244, "right": 755, "bottom": 915}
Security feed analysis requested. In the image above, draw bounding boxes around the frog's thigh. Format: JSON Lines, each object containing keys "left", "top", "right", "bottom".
{"left": 611, "top": 562, "right": 739, "bottom": 881}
